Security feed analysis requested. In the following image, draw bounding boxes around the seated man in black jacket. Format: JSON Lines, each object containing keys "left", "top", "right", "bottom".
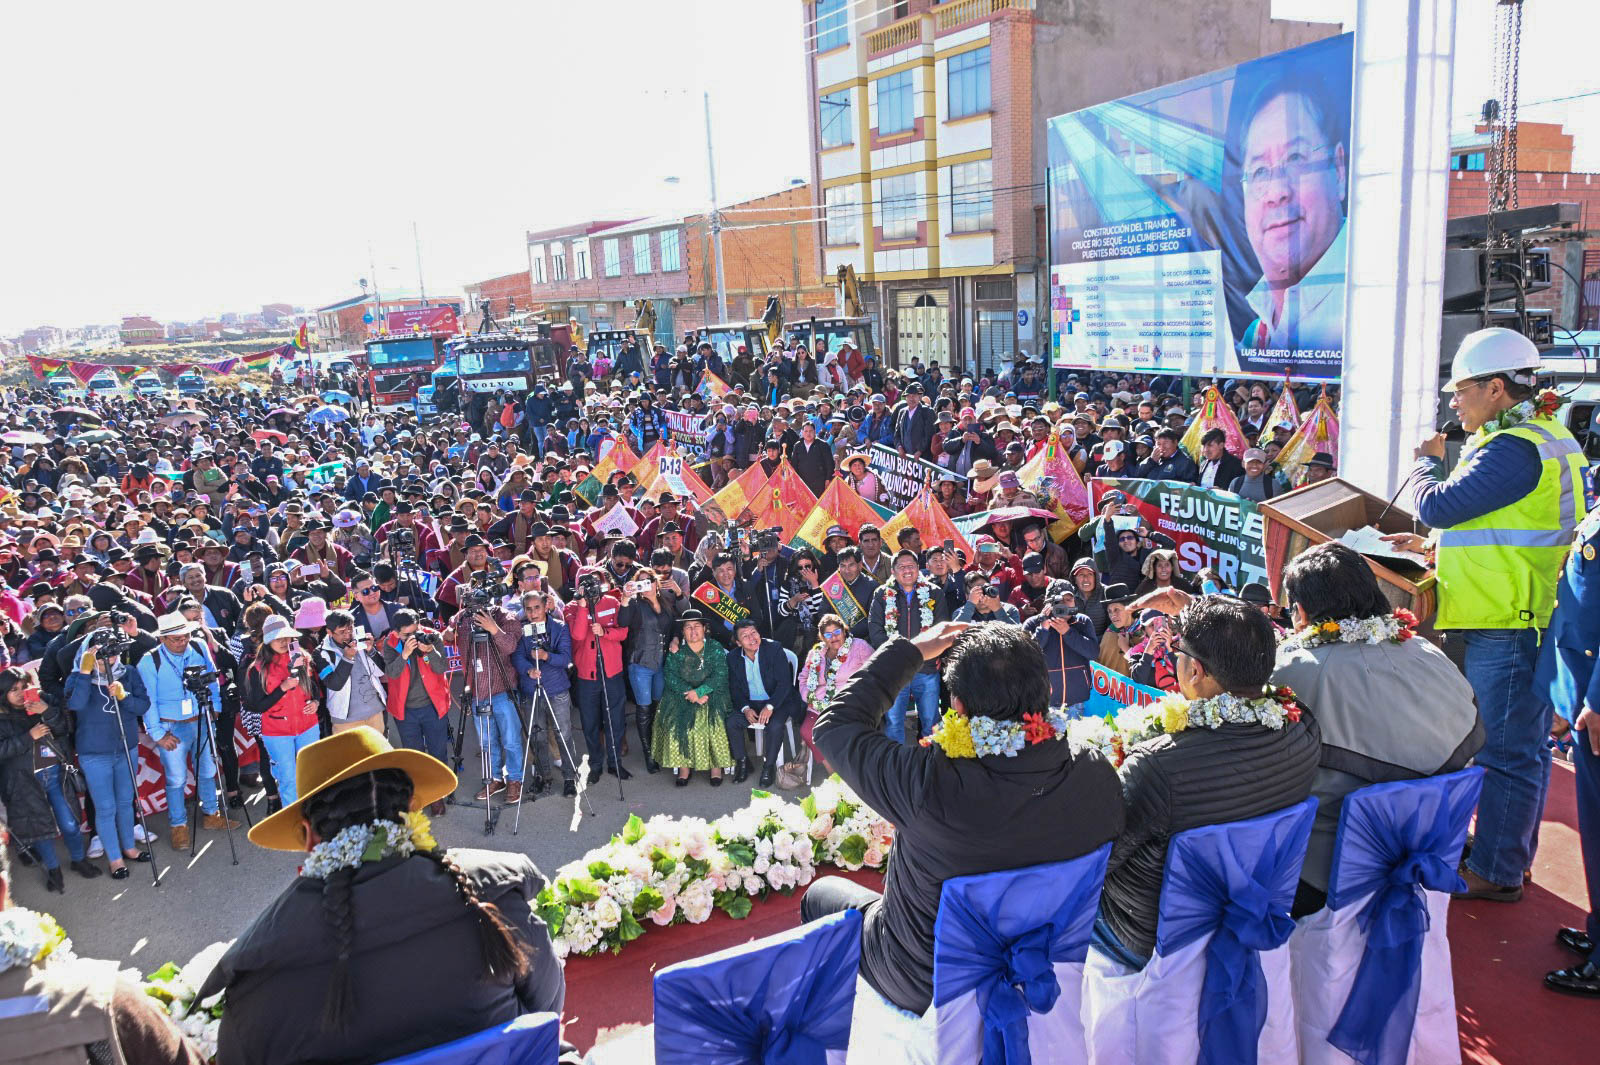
{"left": 803, "top": 621, "right": 1125, "bottom": 1016}
{"left": 725, "top": 619, "right": 803, "bottom": 787}
{"left": 1093, "top": 594, "right": 1321, "bottom": 968}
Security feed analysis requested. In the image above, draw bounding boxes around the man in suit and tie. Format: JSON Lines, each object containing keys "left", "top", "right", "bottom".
{"left": 726, "top": 618, "right": 803, "bottom": 787}
{"left": 893, "top": 381, "right": 936, "bottom": 460}
{"left": 1537, "top": 506, "right": 1600, "bottom": 996}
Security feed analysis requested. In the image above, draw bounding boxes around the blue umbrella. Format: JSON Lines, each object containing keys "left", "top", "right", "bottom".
{"left": 321, "top": 389, "right": 353, "bottom": 404}
{"left": 307, "top": 405, "right": 349, "bottom": 425}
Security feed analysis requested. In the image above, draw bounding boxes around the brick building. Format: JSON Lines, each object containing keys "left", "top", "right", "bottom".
{"left": 118, "top": 315, "right": 164, "bottom": 345}
{"left": 1445, "top": 121, "right": 1600, "bottom": 333}
{"left": 314, "top": 293, "right": 433, "bottom": 352}
{"left": 522, "top": 187, "right": 834, "bottom": 347}
{"left": 463, "top": 270, "right": 535, "bottom": 320}
{"left": 800, "top": 0, "right": 1334, "bottom": 373}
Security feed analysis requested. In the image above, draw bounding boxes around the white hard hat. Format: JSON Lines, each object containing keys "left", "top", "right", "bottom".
{"left": 1443, "top": 327, "right": 1543, "bottom": 392}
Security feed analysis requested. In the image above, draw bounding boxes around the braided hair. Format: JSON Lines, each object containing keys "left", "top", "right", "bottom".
{"left": 302, "top": 768, "right": 532, "bottom": 1030}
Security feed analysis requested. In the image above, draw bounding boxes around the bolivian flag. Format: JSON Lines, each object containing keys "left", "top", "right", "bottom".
{"left": 241, "top": 349, "right": 275, "bottom": 372}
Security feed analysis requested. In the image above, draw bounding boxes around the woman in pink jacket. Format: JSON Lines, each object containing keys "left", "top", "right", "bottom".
{"left": 797, "top": 612, "right": 872, "bottom": 773}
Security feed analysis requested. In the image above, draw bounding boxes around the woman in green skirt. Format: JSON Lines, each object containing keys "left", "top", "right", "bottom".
{"left": 653, "top": 608, "right": 734, "bottom": 787}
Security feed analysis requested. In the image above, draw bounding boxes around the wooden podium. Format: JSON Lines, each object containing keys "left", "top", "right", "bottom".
{"left": 1258, "top": 477, "right": 1437, "bottom": 623}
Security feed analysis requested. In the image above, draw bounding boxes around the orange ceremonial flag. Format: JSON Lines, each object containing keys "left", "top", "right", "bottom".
{"left": 707, "top": 461, "right": 770, "bottom": 525}
{"left": 744, "top": 459, "right": 819, "bottom": 544}
{"left": 792, "top": 476, "right": 883, "bottom": 553}
{"left": 879, "top": 486, "right": 974, "bottom": 558}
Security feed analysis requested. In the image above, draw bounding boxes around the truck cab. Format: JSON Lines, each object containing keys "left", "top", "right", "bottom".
{"left": 787, "top": 317, "right": 878, "bottom": 365}
{"left": 695, "top": 323, "right": 770, "bottom": 368}
{"left": 584, "top": 329, "right": 645, "bottom": 369}
{"left": 132, "top": 373, "right": 166, "bottom": 397}
{"left": 175, "top": 372, "right": 207, "bottom": 397}
{"left": 86, "top": 371, "right": 124, "bottom": 397}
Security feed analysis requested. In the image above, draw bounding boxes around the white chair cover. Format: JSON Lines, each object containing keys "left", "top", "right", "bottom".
{"left": 1082, "top": 799, "right": 1316, "bottom": 1065}
{"left": 1290, "top": 769, "right": 1483, "bottom": 1065}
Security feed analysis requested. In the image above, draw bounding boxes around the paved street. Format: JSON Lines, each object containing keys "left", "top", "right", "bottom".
{"left": 9, "top": 730, "right": 779, "bottom": 972}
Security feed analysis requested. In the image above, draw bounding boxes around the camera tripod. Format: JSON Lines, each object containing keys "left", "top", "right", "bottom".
{"left": 586, "top": 596, "right": 627, "bottom": 803}
{"left": 183, "top": 666, "right": 241, "bottom": 866}
{"left": 448, "top": 627, "right": 503, "bottom": 836}
{"left": 511, "top": 669, "right": 595, "bottom": 834}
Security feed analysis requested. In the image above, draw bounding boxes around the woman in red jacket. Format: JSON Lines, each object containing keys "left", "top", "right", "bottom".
{"left": 242, "top": 615, "right": 322, "bottom": 803}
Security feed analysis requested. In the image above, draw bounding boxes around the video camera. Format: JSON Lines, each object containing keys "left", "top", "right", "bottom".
{"left": 389, "top": 526, "right": 416, "bottom": 561}
{"left": 458, "top": 558, "right": 513, "bottom": 615}
{"left": 181, "top": 664, "right": 219, "bottom": 695}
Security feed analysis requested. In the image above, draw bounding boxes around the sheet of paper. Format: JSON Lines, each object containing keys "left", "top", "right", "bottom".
{"left": 1338, "top": 525, "right": 1428, "bottom": 567}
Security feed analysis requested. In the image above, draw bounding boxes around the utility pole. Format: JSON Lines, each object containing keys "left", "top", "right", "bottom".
{"left": 413, "top": 221, "right": 427, "bottom": 304}
{"left": 704, "top": 91, "right": 728, "bottom": 326}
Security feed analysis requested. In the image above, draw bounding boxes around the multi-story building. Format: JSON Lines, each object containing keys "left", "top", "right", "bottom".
{"left": 18, "top": 326, "right": 65, "bottom": 353}
{"left": 118, "top": 315, "right": 164, "bottom": 345}
{"left": 522, "top": 187, "right": 834, "bottom": 347}
{"left": 314, "top": 293, "right": 434, "bottom": 352}
{"left": 800, "top": 0, "right": 1334, "bottom": 373}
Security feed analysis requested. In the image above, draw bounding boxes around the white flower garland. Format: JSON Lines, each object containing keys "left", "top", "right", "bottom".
{"left": 802, "top": 642, "right": 851, "bottom": 715}
{"left": 0, "top": 908, "right": 73, "bottom": 975}
{"left": 880, "top": 579, "right": 937, "bottom": 634}
{"left": 1278, "top": 609, "right": 1417, "bottom": 653}
{"left": 299, "top": 813, "right": 434, "bottom": 880}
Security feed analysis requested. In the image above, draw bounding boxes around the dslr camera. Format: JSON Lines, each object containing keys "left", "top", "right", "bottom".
{"left": 86, "top": 625, "right": 134, "bottom": 661}
{"left": 389, "top": 526, "right": 416, "bottom": 561}
{"left": 576, "top": 571, "right": 605, "bottom": 603}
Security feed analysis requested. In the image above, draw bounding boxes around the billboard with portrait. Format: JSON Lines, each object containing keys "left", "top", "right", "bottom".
{"left": 1047, "top": 33, "right": 1354, "bottom": 382}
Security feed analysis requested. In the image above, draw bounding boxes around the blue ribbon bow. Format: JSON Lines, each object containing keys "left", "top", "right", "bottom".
{"left": 933, "top": 847, "right": 1110, "bottom": 1065}
{"left": 652, "top": 909, "right": 860, "bottom": 1065}
{"left": 1155, "top": 800, "right": 1316, "bottom": 1065}
{"left": 1324, "top": 771, "right": 1481, "bottom": 1065}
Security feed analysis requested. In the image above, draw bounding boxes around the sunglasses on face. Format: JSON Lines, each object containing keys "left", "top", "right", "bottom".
{"left": 356, "top": 585, "right": 378, "bottom": 595}
{"left": 65, "top": 607, "right": 87, "bottom": 617}
{"left": 821, "top": 629, "right": 843, "bottom": 640}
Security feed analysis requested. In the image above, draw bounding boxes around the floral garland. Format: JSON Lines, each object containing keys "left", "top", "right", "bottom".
{"left": 922, "top": 706, "right": 1075, "bottom": 759}
{"left": 1279, "top": 608, "right": 1417, "bottom": 652}
{"left": 536, "top": 775, "right": 893, "bottom": 958}
{"left": 802, "top": 642, "right": 851, "bottom": 715}
{"left": 880, "top": 579, "right": 938, "bottom": 634}
{"left": 299, "top": 811, "right": 438, "bottom": 880}
{"left": 1472, "top": 389, "right": 1565, "bottom": 443}
{"left": 141, "top": 941, "right": 232, "bottom": 1064}
{"left": 1067, "top": 685, "right": 1303, "bottom": 767}
{"left": 0, "top": 908, "right": 71, "bottom": 975}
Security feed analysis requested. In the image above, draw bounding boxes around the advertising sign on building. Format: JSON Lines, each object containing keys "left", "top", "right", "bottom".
{"left": 1047, "top": 33, "right": 1354, "bottom": 382}
{"left": 385, "top": 306, "right": 460, "bottom": 337}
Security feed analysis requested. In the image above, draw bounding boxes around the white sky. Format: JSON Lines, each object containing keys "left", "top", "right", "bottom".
{"left": 3, "top": 0, "right": 1597, "bottom": 337}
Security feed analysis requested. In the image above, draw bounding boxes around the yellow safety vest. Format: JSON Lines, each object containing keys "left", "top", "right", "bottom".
{"left": 1434, "top": 413, "right": 1589, "bottom": 630}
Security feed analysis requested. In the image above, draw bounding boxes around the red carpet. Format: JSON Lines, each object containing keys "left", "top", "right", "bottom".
{"left": 564, "top": 767, "right": 1591, "bottom": 1061}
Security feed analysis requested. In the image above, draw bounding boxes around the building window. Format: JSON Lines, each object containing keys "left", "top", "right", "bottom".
{"left": 633, "top": 233, "right": 651, "bottom": 274}
{"left": 977, "top": 308, "right": 1017, "bottom": 373}
{"left": 820, "top": 90, "right": 852, "bottom": 149}
{"left": 550, "top": 241, "right": 567, "bottom": 281}
{"left": 530, "top": 245, "right": 546, "bottom": 285}
{"left": 603, "top": 238, "right": 621, "bottom": 277}
{"left": 815, "top": 0, "right": 847, "bottom": 52}
{"left": 574, "top": 240, "right": 591, "bottom": 279}
{"left": 876, "top": 71, "right": 913, "bottom": 135}
{"left": 880, "top": 173, "right": 919, "bottom": 240}
{"left": 950, "top": 160, "right": 993, "bottom": 233}
{"left": 947, "top": 46, "right": 991, "bottom": 120}
{"left": 1453, "top": 150, "right": 1487, "bottom": 171}
{"left": 825, "top": 184, "right": 860, "bottom": 245}
{"left": 660, "top": 228, "right": 682, "bottom": 271}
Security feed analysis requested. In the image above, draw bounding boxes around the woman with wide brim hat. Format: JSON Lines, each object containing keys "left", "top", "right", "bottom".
{"left": 196, "top": 728, "right": 571, "bottom": 1065}
{"left": 652, "top": 608, "right": 735, "bottom": 788}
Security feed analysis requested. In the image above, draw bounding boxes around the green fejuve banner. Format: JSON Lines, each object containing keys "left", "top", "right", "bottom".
{"left": 1089, "top": 476, "right": 1268, "bottom": 587}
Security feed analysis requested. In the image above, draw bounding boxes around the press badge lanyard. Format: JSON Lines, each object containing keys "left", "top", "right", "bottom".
{"left": 158, "top": 647, "right": 197, "bottom": 721}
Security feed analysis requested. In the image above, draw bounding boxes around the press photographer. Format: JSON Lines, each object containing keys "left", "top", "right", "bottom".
{"left": 511, "top": 588, "right": 577, "bottom": 796}
{"left": 1023, "top": 580, "right": 1099, "bottom": 713}
{"left": 379, "top": 609, "right": 452, "bottom": 805}
{"left": 617, "top": 558, "right": 681, "bottom": 776}
{"left": 565, "top": 568, "right": 630, "bottom": 785}
{"left": 447, "top": 565, "right": 525, "bottom": 803}
{"left": 67, "top": 626, "right": 155, "bottom": 878}
{"left": 134, "top": 612, "right": 240, "bottom": 850}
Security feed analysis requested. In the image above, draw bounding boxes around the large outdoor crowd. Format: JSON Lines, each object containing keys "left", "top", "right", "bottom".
{"left": 0, "top": 329, "right": 1594, "bottom": 1064}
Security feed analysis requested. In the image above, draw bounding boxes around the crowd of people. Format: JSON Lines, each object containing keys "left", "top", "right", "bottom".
{"left": 0, "top": 323, "right": 1596, "bottom": 1064}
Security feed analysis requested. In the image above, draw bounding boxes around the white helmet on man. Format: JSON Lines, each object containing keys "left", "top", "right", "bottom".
{"left": 1442, "top": 327, "right": 1543, "bottom": 392}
